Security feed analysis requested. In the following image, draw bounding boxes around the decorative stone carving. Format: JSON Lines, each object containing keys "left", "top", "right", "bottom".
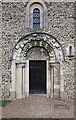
{"left": 26, "top": 47, "right": 49, "bottom": 60}
{"left": 2, "top": 2, "right": 74, "bottom": 99}
{"left": 13, "top": 33, "right": 64, "bottom": 63}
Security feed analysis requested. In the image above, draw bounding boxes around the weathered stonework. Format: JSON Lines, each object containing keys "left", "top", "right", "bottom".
{"left": 0, "top": 1, "right": 2, "bottom": 99}
{"left": 1, "top": 1, "right": 75, "bottom": 99}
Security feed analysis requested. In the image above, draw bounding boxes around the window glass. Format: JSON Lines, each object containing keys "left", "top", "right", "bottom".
{"left": 33, "top": 8, "right": 40, "bottom": 29}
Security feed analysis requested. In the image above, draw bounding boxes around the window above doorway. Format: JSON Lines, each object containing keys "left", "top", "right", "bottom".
{"left": 25, "top": 1, "right": 48, "bottom": 29}
{"left": 33, "top": 8, "right": 40, "bottom": 29}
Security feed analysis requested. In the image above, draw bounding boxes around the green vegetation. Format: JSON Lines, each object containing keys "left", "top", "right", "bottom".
{"left": 0, "top": 99, "right": 11, "bottom": 107}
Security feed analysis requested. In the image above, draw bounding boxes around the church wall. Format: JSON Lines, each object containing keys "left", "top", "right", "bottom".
{"left": 1, "top": 2, "right": 75, "bottom": 99}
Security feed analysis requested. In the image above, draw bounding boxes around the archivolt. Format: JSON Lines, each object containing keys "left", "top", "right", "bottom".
{"left": 12, "top": 32, "right": 65, "bottom": 62}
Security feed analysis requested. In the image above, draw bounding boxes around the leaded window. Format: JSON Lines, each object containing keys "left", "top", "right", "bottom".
{"left": 33, "top": 8, "right": 40, "bottom": 29}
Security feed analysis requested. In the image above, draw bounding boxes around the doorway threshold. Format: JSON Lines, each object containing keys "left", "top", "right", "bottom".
{"left": 29, "top": 94, "right": 46, "bottom": 97}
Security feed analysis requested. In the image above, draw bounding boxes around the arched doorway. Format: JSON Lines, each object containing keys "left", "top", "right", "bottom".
{"left": 11, "top": 32, "right": 65, "bottom": 99}
{"left": 29, "top": 60, "right": 46, "bottom": 94}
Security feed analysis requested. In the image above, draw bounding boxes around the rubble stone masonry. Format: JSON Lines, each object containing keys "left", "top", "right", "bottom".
{"left": 1, "top": 1, "right": 75, "bottom": 99}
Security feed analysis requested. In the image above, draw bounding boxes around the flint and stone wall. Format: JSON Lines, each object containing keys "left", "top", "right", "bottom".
{"left": 1, "top": 2, "right": 75, "bottom": 99}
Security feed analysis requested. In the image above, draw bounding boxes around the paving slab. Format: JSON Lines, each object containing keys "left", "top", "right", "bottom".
{"left": 2, "top": 95, "right": 74, "bottom": 118}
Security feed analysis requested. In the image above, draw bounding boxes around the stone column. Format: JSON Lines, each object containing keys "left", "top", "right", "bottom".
{"left": 22, "top": 66, "right": 25, "bottom": 98}
{"left": 47, "top": 60, "right": 50, "bottom": 97}
{"left": 16, "top": 64, "right": 22, "bottom": 99}
{"left": 50, "top": 66, "right": 54, "bottom": 98}
{"left": 60, "top": 62, "right": 65, "bottom": 99}
{"left": 54, "top": 63, "right": 60, "bottom": 98}
{"left": 53, "top": 63, "right": 60, "bottom": 98}
{"left": 11, "top": 59, "right": 16, "bottom": 99}
{"left": 25, "top": 60, "right": 29, "bottom": 97}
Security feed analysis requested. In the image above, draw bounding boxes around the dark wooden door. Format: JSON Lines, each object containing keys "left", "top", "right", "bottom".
{"left": 29, "top": 60, "right": 46, "bottom": 94}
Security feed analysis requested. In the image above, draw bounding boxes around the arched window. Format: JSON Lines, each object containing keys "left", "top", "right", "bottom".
{"left": 26, "top": 1, "right": 48, "bottom": 29}
{"left": 66, "top": 45, "right": 74, "bottom": 57}
{"left": 33, "top": 8, "right": 40, "bottom": 29}
{"left": 69, "top": 46, "right": 72, "bottom": 55}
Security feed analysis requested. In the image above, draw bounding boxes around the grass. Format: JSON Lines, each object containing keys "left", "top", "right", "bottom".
{"left": 0, "top": 99, "right": 12, "bottom": 107}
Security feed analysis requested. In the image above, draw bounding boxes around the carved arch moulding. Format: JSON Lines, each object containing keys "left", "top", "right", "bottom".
{"left": 12, "top": 32, "right": 65, "bottom": 63}
{"left": 10, "top": 32, "right": 65, "bottom": 99}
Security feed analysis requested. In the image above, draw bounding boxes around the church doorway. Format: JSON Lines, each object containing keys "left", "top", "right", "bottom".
{"left": 11, "top": 32, "right": 65, "bottom": 99}
{"left": 29, "top": 60, "right": 46, "bottom": 94}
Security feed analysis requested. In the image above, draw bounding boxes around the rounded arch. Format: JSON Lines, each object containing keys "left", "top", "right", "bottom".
{"left": 66, "top": 44, "right": 74, "bottom": 56}
{"left": 26, "top": 0, "right": 47, "bottom": 12}
{"left": 33, "top": 8, "right": 40, "bottom": 11}
{"left": 12, "top": 32, "right": 65, "bottom": 62}
{"left": 11, "top": 32, "right": 65, "bottom": 99}
{"left": 25, "top": 0, "right": 48, "bottom": 28}
{"left": 20, "top": 40, "right": 56, "bottom": 61}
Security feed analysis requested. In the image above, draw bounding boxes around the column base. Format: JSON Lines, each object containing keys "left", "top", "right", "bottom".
{"left": 60, "top": 91, "right": 68, "bottom": 99}
{"left": 10, "top": 91, "right": 16, "bottom": 99}
{"left": 47, "top": 91, "right": 50, "bottom": 97}
{"left": 25, "top": 92, "right": 29, "bottom": 97}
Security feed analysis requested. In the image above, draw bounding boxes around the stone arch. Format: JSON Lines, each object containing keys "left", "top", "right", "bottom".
{"left": 25, "top": 0, "right": 48, "bottom": 28}
{"left": 25, "top": 47, "right": 50, "bottom": 60}
{"left": 11, "top": 32, "right": 65, "bottom": 99}
{"left": 12, "top": 32, "right": 65, "bottom": 62}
